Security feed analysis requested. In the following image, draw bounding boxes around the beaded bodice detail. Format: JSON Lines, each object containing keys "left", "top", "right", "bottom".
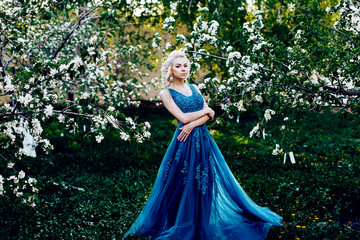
{"left": 167, "top": 84, "right": 204, "bottom": 113}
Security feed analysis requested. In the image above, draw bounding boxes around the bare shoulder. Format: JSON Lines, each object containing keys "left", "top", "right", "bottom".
{"left": 159, "top": 89, "right": 172, "bottom": 101}
{"left": 159, "top": 89, "right": 169, "bottom": 98}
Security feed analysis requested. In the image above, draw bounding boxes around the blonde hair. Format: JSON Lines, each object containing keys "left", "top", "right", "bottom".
{"left": 161, "top": 50, "right": 191, "bottom": 88}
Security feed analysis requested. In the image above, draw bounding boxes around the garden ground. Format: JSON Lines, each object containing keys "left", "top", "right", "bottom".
{"left": 1, "top": 106, "right": 359, "bottom": 239}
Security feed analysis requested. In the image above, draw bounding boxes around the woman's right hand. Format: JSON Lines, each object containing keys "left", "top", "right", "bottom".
{"left": 206, "top": 107, "right": 215, "bottom": 120}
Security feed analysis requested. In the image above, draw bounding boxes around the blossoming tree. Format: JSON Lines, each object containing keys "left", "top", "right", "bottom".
{"left": 153, "top": 0, "right": 359, "bottom": 160}
{"left": 0, "top": 0, "right": 158, "bottom": 206}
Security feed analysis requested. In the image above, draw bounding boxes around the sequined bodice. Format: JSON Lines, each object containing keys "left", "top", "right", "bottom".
{"left": 167, "top": 84, "right": 204, "bottom": 113}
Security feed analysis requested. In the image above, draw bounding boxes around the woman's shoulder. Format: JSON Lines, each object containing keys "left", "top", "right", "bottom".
{"left": 159, "top": 88, "right": 172, "bottom": 99}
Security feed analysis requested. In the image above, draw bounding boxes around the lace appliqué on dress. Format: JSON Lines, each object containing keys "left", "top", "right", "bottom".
{"left": 193, "top": 128, "right": 200, "bottom": 153}
{"left": 181, "top": 158, "right": 189, "bottom": 185}
{"left": 167, "top": 84, "right": 204, "bottom": 114}
{"left": 195, "top": 163, "right": 209, "bottom": 196}
{"left": 163, "top": 149, "right": 182, "bottom": 181}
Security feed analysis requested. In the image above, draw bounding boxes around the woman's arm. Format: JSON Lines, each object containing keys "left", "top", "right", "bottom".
{"left": 159, "top": 89, "right": 213, "bottom": 124}
{"left": 177, "top": 115, "right": 210, "bottom": 141}
{"left": 177, "top": 84, "right": 214, "bottom": 142}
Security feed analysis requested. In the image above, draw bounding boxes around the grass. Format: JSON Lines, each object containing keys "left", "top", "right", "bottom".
{"left": 0, "top": 107, "right": 359, "bottom": 239}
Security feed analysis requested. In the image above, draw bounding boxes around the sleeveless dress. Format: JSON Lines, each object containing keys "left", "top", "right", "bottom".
{"left": 124, "top": 84, "right": 282, "bottom": 240}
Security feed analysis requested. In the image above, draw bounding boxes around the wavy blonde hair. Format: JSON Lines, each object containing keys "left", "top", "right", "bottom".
{"left": 161, "top": 50, "right": 191, "bottom": 88}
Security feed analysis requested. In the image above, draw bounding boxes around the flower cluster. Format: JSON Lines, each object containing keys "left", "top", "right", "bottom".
{"left": 0, "top": 165, "right": 38, "bottom": 207}
{"left": 272, "top": 144, "right": 283, "bottom": 156}
{"left": 163, "top": 17, "right": 176, "bottom": 32}
{"left": 332, "top": 0, "right": 360, "bottom": 32}
{"left": 151, "top": 1, "right": 360, "bottom": 164}
{"left": 0, "top": 0, "right": 156, "bottom": 203}
{"left": 264, "top": 109, "right": 276, "bottom": 122}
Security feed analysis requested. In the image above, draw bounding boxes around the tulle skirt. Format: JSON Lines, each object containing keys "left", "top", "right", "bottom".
{"left": 124, "top": 123, "right": 282, "bottom": 240}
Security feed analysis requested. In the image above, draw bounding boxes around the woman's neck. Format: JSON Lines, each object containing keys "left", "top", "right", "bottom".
{"left": 170, "top": 79, "right": 186, "bottom": 88}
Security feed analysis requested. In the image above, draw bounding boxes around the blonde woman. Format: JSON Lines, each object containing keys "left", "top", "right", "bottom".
{"left": 124, "top": 50, "right": 282, "bottom": 240}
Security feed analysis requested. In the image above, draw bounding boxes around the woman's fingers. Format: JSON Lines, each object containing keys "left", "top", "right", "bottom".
{"left": 178, "top": 131, "right": 185, "bottom": 141}
{"left": 209, "top": 110, "right": 215, "bottom": 120}
{"left": 178, "top": 130, "right": 190, "bottom": 142}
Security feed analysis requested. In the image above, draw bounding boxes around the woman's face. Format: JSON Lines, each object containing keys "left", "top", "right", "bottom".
{"left": 171, "top": 57, "right": 189, "bottom": 80}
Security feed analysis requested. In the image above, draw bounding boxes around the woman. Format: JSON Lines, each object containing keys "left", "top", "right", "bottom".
{"left": 124, "top": 50, "right": 282, "bottom": 240}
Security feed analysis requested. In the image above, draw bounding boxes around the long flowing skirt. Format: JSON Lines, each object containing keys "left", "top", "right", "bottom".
{"left": 124, "top": 123, "right": 282, "bottom": 240}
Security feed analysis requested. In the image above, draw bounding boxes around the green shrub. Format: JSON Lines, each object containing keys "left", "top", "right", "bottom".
{"left": 1, "top": 107, "right": 359, "bottom": 239}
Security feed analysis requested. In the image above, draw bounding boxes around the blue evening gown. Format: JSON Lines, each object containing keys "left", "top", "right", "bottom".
{"left": 124, "top": 84, "right": 282, "bottom": 240}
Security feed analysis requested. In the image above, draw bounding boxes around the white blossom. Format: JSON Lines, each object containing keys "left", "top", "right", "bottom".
{"left": 7, "top": 162, "right": 15, "bottom": 168}
{"left": 59, "top": 64, "right": 68, "bottom": 72}
{"left": 218, "top": 84, "right": 226, "bottom": 92}
{"left": 250, "top": 123, "right": 260, "bottom": 138}
{"left": 272, "top": 144, "right": 283, "bottom": 155}
{"left": 89, "top": 35, "right": 98, "bottom": 44}
{"left": 39, "top": 139, "right": 53, "bottom": 153}
{"left": 208, "top": 20, "right": 219, "bottom": 35}
{"left": 18, "top": 93, "right": 33, "bottom": 106}
{"left": 163, "top": 16, "right": 176, "bottom": 31}
{"left": 50, "top": 68, "right": 58, "bottom": 76}
{"left": 44, "top": 105, "right": 53, "bottom": 116}
{"left": 32, "top": 118, "right": 43, "bottom": 136}
{"left": 226, "top": 51, "right": 241, "bottom": 67}
{"left": 0, "top": 175, "right": 3, "bottom": 195}
{"left": 198, "top": 83, "right": 205, "bottom": 89}
{"left": 71, "top": 56, "right": 83, "bottom": 68}
{"left": 4, "top": 75, "right": 15, "bottom": 92}
{"left": 226, "top": 46, "right": 233, "bottom": 52}
{"left": 289, "top": 3, "right": 295, "bottom": 12}
{"left": 176, "top": 34, "right": 186, "bottom": 43}
{"left": 80, "top": 92, "right": 90, "bottom": 99}
{"left": 58, "top": 114, "right": 65, "bottom": 123}
{"left": 255, "top": 95, "right": 263, "bottom": 102}
{"left": 264, "top": 109, "right": 275, "bottom": 122}
{"left": 120, "top": 131, "right": 130, "bottom": 141}
{"left": 165, "top": 42, "right": 172, "bottom": 50}
{"left": 87, "top": 47, "right": 96, "bottom": 55}
{"left": 234, "top": 101, "right": 246, "bottom": 112}
{"left": 95, "top": 133, "right": 104, "bottom": 143}
{"left": 18, "top": 170, "right": 25, "bottom": 179}
{"left": 295, "top": 30, "right": 303, "bottom": 39}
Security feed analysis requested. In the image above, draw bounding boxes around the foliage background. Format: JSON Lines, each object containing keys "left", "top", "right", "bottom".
{"left": 1, "top": 105, "right": 360, "bottom": 239}
{"left": 1, "top": 0, "right": 360, "bottom": 239}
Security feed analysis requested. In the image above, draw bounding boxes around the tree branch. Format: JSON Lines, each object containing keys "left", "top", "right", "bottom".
{"left": 51, "top": 6, "right": 98, "bottom": 60}
{"left": 189, "top": 50, "right": 275, "bottom": 72}
{"left": 4, "top": 55, "right": 15, "bottom": 69}
{"left": 53, "top": 110, "right": 94, "bottom": 117}
{"left": 294, "top": 0, "right": 359, "bottom": 48}
{"left": 322, "top": 86, "right": 360, "bottom": 96}
{"left": 188, "top": 51, "right": 360, "bottom": 97}
{"left": 0, "top": 47, "right": 5, "bottom": 78}
{"left": 0, "top": 110, "right": 94, "bottom": 118}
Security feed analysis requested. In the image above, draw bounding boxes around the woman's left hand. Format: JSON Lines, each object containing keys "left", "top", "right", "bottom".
{"left": 178, "top": 123, "right": 194, "bottom": 142}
